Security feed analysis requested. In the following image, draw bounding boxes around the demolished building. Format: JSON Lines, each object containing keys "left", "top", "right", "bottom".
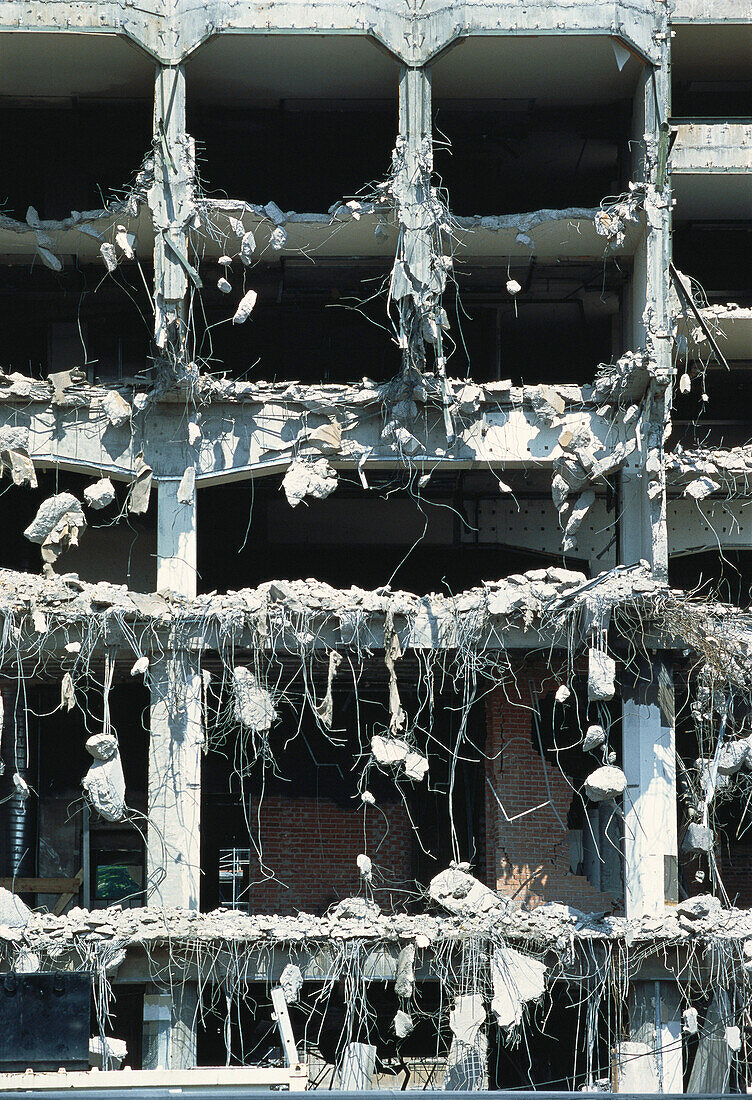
{"left": 0, "top": 0, "right": 751, "bottom": 1089}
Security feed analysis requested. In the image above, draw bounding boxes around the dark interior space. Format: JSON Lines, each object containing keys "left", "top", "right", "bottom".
{"left": 0, "top": 100, "right": 151, "bottom": 222}
{"left": 432, "top": 102, "right": 631, "bottom": 215}
{"left": 672, "top": 23, "right": 752, "bottom": 117}
{"left": 201, "top": 673, "right": 487, "bottom": 913}
{"left": 672, "top": 225, "right": 752, "bottom": 305}
{"left": 198, "top": 979, "right": 450, "bottom": 1074}
{"left": 197, "top": 472, "right": 584, "bottom": 597}
{"left": 489, "top": 982, "right": 615, "bottom": 1089}
{"left": 672, "top": 82, "right": 752, "bottom": 118}
{"left": 189, "top": 102, "right": 397, "bottom": 213}
{"left": 671, "top": 368, "right": 752, "bottom": 449}
{"left": 193, "top": 260, "right": 619, "bottom": 385}
{"left": 0, "top": 469, "right": 155, "bottom": 590}
{"left": 669, "top": 548, "right": 752, "bottom": 609}
{"left": 0, "top": 263, "right": 153, "bottom": 382}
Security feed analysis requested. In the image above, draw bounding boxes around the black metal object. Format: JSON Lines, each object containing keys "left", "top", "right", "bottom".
{"left": 0, "top": 689, "right": 37, "bottom": 881}
{"left": 0, "top": 972, "right": 91, "bottom": 1071}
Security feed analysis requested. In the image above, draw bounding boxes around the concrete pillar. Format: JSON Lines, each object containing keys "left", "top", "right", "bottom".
{"left": 622, "top": 659, "right": 682, "bottom": 1091}
{"left": 147, "top": 652, "right": 203, "bottom": 911}
{"left": 156, "top": 477, "right": 197, "bottom": 598}
{"left": 623, "top": 658, "right": 678, "bottom": 919}
{"left": 339, "top": 1042, "right": 376, "bottom": 1089}
{"left": 142, "top": 986, "right": 198, "bottom": 1071}
{"left": 149, "top": 63, "right": 195, "bottom": 361}
{"left": 145, "top": 650, "right": 203, "bottom": 1068}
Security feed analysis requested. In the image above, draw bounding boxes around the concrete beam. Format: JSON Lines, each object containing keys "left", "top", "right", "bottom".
{"left": 668, "top": 496, "right": 752, "bottom": 555}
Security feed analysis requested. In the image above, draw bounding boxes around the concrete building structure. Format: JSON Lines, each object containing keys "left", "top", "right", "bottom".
{"left": 0, "top": 0, "right": 750, "bottom": 1087}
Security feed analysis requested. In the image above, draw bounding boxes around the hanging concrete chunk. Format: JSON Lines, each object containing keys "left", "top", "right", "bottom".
{"left": 270, "top": 226, "right": 287, "bottom": 250}
{"left": 85, "top": 733, "right": 119, "bottom": 761}
{"left": 61, "top": 673, "right": 75, "bottom": 712}
{"left": 684, "top": 476, "right": 720, "bottom": 500}
{"left": 393, "top": 1010, "right": 414, "bottom": 1039}
{"left": 100, "top": 242, "right": 118, "bottom": 273}
{"left": 240, "top": 230, "right": 256, "bottom": 264}
{"left": 491, "top": 946, "right": 547, "bottom": 1029}
{"left": 587, "top": 648, "right": 616, "bottom": 701}
{"left": 0, "top": 446, "right": 37, "bottom": 489}
{"left": 177, "top": 466, "right": 196, "bottom": 505}
{"left": 584, "top": 765, "right": 627, "bottom": 801}
{"left": 24, "top": 492, "right": 86, "bottom": 564}
{"left": 394, "top": 943, "right": 415, "bottom": 999}
{"left": 583, "top": 724, "right": 606, "bottom": 752}
{"left": 233, "top": 667, "right": 277, "bottom": 732}
{"left": 357, "top": 853, "right": 372, "bottom": 882}
{"left": 84, "top": 478, "right": 115, "bottom": 510}
{"left": 217, "top": 277, "right": 232, "bottom": 294}
{"left": 429, "top": 864, "right": 507, "bottom": 917}
{"left": 115, "top": 224, "right": 136, "bottom": 259}
{"left": 282, "top": 458, "right": 338, "bottom": 507}
{"left": 450, "top": 994, "right": 486, "bottom": 1046}
{"left": 128, "top": 455, "right": 153, "bottom": 515}
{"left": 83, "top": 752, "right": 126, "bottom": 821}
{"left": 524, "top": 384, "right": 566, "bottom": 427}
{"left": 371, "top": 735, "right": 428, "bottom": 782}
{"left": 232, "top": 288, "right": 258, "bottom": 324}
{"left": 716, "top": 738, "right": 750, "bottom": 775}
{"left": 682, "top": 823, "right": 714, "bottom": 855}
{"left": 130, "top": 656, "right": 149, "bottom": 677}
{"left": 316, "top": 650, "right": 342, "bottom": 727}
{"left": 279, "top": 963, "right": 303, "bottom": 1004}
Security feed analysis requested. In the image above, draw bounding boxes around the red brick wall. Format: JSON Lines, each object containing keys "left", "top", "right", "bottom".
{"left": 242, "top": 795, "right": 414, "bottom": 914}
{"left": 485, "top": 676, "right": 618, "bottom": 911}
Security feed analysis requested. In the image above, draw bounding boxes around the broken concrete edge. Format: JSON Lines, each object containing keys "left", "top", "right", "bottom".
{"left": 0, "top": 562, "right": 751, "bottom": 683}
{"left": 4, "top": 892, "right": 752, "bottom": 959}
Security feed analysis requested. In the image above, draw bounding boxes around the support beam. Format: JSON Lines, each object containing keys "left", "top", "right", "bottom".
{"left": 149, "top": 63, "right": 194, "bottom": 365}
{"left": 147, "top": 653, "right": 203, "bottom": 912}
{"left": 156, "top": 478, "right": 198, "bottom": 598}
{"left": 623, "top": 658, "right": 678, "bottom": 920}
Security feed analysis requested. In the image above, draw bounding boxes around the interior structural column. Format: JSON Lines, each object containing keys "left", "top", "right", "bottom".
{"left": 145, "top": 650, "right": 203, "bottom": 1067}
{"left": 621, "top": 657, "right": 681, "bottom": 1092}
{"left": 156, "top": 477, "right": 197, "bottom": 598}
{"left": 149, "top": 62, "right": 195, "bottom": 364}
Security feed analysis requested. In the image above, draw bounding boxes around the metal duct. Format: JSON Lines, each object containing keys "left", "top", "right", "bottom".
{"left": 0, "top": 688, "right": 37, "bottom": 880}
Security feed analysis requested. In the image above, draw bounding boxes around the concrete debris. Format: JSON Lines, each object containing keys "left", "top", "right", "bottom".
{"left": 101, "top": 390, "right": 131, "bottom": 427}
{"left": 449, "top": 994, "right": 486, "bottom": 1045}
{"left": 524, "top": 384, "right": 566, "bottom": 426}
{"left": 394, "top": 943, "right": 415, "bottom": 999}
{"left": 130, "top": 656, "right": 149, "bottom": 677}
{"left": 683, "top": 1007, "right": 699, "bottom": 1034}
{"left": 615, "top": 1041, "right": 658, "bottom": 1092}
{"left": 115, "top": 225, "right": 136, "bottom": 259}
{"left": 555, "top": 685, "right": 571, "bottom": 704}
{"left": 682, "top": 823, "right": 714, "bottom": 854}
{"left": 82, "top": 751, "right": 126, "bottom": 821}
{"left": 506, "top": 278, "right": 522, "bottom": 295}
{"left": 232, "top": 667, "right": 277, "bottom": 732}
{"left": 89, "top": 1036, "right": 128, "bottom": 1070}
{"left": 270, "top": 226, "right": 288, "bottom": 250}
{"left": 676, "top": 894, "right": 722, "bottom": 922}
{"left": 429, "top": 864, "right": 507, "bottom": 918}
{"left": 217, "top": 277, "right": 232, "bottom": 293}
{"left": 371, "top": 735, "right": 428, "bottom": 782}
{"left": 491, "top": 946, "right": 547, "bottom": 1029}
{"left": 24, "top": 492, "right": 86, "bottom": 564}
{"left": 128, "top": 455, "right": 153, "bottom": 515}
{"left": 61, "top": 672, "right": 75, "bottom": 711}
{"left": 84, "top": 478, "right": 116, "bottom": 510}
{"left": 330, "top": 897, "right": 381, "bottom": 922}
{"left": 85, "top": 733, "right": 119, "bottom": 761}
{"left": 316, "top": 649, "right": 342, "bottom": 727}
{"left": 240, "top": 230, "right": 256, "bottom": 264}
{"left": 100, "top": 242, "right": 118, "bottom": 272}
{"left": 0, "top": 886, "right": 32, "bottom": 929}
{"left": 593, "top": 188, "right": 642, "bottom": 250}
{"left": 13, "top": 772, "right": 29, "bottom": 799}
{"left": 588, "top": 648, "right": 615, "bottom": 701}
{"left": 684, "top": 476, "right": 719, "bottom": 500}
{"left": 177, "top": 466, "right": 196, "bottom": 505}
{"left": 716, "top": 738, "right": 750, "bottom": 775}
{"left": 357, "top": 854, "right": 373, "bottom": 882}
{"left": 583, "top": 725, "right": 606, "bottom": 752}
{"left": 232, "top": 288, "right": 258, "bottom": 324}
{"left": 393, "top": 1010, "right": 414, "bottom": 1038}
{"left": 282, "top": 458, "right": 338, "bottom": 507}
{"left": 584, "top": 765, "right": 627, "bottom": 802}
{"left": 725, "top": 1025, "right": 742, "bottom": 1052}
{"left": 279, "top": 963, "right": 303, "bottom": 1004}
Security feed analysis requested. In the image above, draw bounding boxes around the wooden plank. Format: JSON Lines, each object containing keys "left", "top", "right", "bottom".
{"left": 0, "top": 877, "right": 82, "bottom": 893}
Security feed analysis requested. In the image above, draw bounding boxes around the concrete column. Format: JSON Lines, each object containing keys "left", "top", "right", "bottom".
{"left": 149, "top": 63, "right": 195, "bottom": 361}
{"left": 623, "top": 658, "right": 678, "bottom": 919}
{"left": 147, "top": 651, "right": 203, "bottom": 912}
{"left": 156, "top": 477, "right": 197, "bottom": 598}
{"left": 142, "top": 986, "right": 198, "bottom": 1071}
